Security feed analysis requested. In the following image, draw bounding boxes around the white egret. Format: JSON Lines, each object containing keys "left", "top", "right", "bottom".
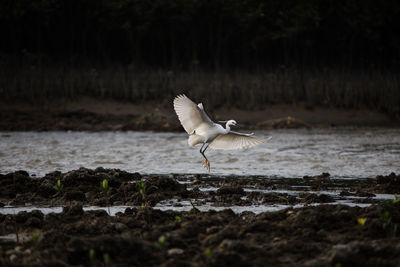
{"left": 173, "top": 94, "right": 271, "bottom": 171}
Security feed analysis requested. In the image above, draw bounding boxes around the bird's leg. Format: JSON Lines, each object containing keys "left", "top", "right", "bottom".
{"left": 200, "top": 144, "right": 210, "bottom": 172}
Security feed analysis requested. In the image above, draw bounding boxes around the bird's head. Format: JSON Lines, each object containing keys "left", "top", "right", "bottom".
{"left": 227, "top": 120, "right": 237, "bottom": 127}
{"left": 218, "top": 120, "right": 239, "bottom": 126}
{"left": 219, "top": 120, "right": 240, "bottom": 128}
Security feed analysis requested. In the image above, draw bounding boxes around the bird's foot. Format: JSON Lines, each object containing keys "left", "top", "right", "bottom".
{"left": 203, "top": 159, "right": 211, "bottom": 172}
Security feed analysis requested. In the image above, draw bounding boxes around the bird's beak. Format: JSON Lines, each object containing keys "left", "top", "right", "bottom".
{"left": 235, "top": 123, "right": 244, "bottom": 127}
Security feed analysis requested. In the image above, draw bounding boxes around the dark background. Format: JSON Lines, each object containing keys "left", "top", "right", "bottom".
{"left": 1, "top": 0, "right": 399, "bottom": 117}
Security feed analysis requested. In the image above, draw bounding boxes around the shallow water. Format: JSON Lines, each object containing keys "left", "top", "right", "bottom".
{"left": 0, "top": 128, "right": 399, "bottom": 178}
{"left": 0, "top": 205, "right": 130, "bottom": 216}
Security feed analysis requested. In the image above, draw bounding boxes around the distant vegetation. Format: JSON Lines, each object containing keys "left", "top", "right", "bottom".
{"left": 0, "top": 0, "right": 399, "bottom": 117}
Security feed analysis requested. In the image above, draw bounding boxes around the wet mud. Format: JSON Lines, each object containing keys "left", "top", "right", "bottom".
{"left": 1, "top": 169, "right": 400, "bottom": 266}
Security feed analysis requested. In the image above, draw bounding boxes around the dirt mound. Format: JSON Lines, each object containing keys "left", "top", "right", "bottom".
{"left": 0, "top": 168, "right": 187, "bottom": 207}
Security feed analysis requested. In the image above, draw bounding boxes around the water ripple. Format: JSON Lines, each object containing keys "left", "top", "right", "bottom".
{"left": 0, "top": 128, "right": 399, "bottom": 178}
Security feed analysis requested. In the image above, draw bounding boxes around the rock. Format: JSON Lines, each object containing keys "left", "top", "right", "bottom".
{"left": 301, "top": 193, "right": 335, "bottom": 204}
{"left": 9, "top": 254, "right": 17, "bottom": 262}
{"left": 167, "top": 248, "right": 184, "bottom": 256}
{"left": 217, "top": 186, "right": 244, "bottom": 195}
{"left": 303, "top": 173, "right": 330, "bottom": 181}
{"left": 376, "top": 172, "right": 400, "bottom": 184}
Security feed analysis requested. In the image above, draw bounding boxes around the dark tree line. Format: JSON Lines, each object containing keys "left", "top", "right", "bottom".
{"left": 1, "top": 0, "right": 400, "bottom": 70}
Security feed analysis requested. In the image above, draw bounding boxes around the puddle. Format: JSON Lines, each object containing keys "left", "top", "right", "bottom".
{"left": 0, "top": 206, "right": 130, "bottom": 216}
{"left": 153, "top": 199, "right": 372, "bottom": 214}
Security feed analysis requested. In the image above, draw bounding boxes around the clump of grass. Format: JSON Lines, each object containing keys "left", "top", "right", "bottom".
{"left": 175, "top": 215, "right": 182, "bottom": 222}
{"left": 2, "top": 66, "right": 399, "bottom": 119}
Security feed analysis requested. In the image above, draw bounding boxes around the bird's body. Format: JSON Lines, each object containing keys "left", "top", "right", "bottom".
{"left": 173, "top": 94, "right": 270, "bottom": 171}
{"left": 188, "top": 123, "right": 225, "bottom": 146}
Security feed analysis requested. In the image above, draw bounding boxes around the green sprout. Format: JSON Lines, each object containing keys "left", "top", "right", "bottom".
{"left": 157, "top": 235, "right": 167, "bottom": 248}
{"left": 357, "top": 217, "right": 367, "bottom": 226}
{"left": 100, "top": 179, "right": 111, "bottom": 215}
{"left": 380, "top": 211, "right": 392, "bottom": 229}
{"left": 100, "top": 179, "right": 109, "bottom": 191}
{"left": 136, "top": 178, "right": 147, "bottom": 207}
{"left": 380, "top": 195, "right": 399, "bottom": 235}
{"left": 89, "top": 249, "right": 96, "bottom": 261}
{"left": 30, "top": 230, "right": 41, "bottom": 245}
{"left": 103, "top": 253, "right": 110, "bottom": 265}
{"left": 175, "top": 215, "right": 182, "bottom": 222}
{"left": 53, "top": 179, "right": 63, "bottom": 191}
{"left": 204, "top": 248, "right": 212, "bottom": 257}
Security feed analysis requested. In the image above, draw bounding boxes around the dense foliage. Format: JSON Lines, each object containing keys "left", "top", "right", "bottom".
{"left": 1, "top": 0, "right": 400, "bottom": 69}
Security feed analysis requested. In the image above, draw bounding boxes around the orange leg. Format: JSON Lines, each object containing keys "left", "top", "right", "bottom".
{"left": 200, "top": 143, "right": 211, "bottom": 172}
{"left": 203, "top": 159, "right": 211, "bottom": 172}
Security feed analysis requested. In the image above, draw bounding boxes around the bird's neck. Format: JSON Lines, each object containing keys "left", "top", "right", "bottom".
{"left": 224, "top": 123, "right": 231, "bottom": 133}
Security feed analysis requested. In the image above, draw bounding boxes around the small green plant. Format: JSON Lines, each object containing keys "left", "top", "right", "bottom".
{"left": 100, "top": 179, "right": 109, "bottom": 191}
{"left": 357, "top": 217, "right": 367, "bottom": 226}
{"left": 136, "top": 178, "right": 147, "bottom": 207}
{"left": 89, "top": 249, "right": 96, "bottom": 261}
{"left": 157, "top": 235, "right": 167, "bottom": 248}
{"left": 53, "top": 179, "right": 63, "bottom": 191}
{"left": 175, "top": 215, "right": 182, "bottom": 222}
{"left": 380, "top": 211, "right": 396, "bottom": 234}
{"left": 103, "top": 253, "right": 110, "bottom": 265}
{"left": 380, "top": 195, "right": 399, "bottom": 235}
{"left": 30, "top": 230, "right": 41, "bottom": 245}
{"left": 204, "top": 248, "right": 212, "bottom": 257}
{"left": 100, "top": 179, "right": 111, "bottom": 215}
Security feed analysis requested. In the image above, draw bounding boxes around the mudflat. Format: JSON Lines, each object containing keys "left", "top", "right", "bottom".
{"left": 1, "top": 168, "right": 399, "bottom": 266}
{"left": 1, "top": 98, "right": 397, "bottom": 131}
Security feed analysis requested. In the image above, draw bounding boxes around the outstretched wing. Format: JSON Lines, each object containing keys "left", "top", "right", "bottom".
{"left": 209, "top": 132, "right": 271, "bottom": 150}
{"left": 173, "top": 94, "right": 214, "bottom": 134}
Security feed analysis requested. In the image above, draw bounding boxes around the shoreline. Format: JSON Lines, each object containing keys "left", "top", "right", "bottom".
{"left": 1, "top": 98, "right": 399, "bottom": 131}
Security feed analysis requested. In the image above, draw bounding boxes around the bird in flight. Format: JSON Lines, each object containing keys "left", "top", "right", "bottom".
{"left": 173, "top": 94, "right": 270, "bottom": 171}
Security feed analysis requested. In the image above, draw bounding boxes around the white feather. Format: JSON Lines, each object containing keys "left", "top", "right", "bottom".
{"left": 173, "top": 94, "right": 213, "bottom": 135}
{"left": 210, "top": 134, "right": 271, "bottom": 150}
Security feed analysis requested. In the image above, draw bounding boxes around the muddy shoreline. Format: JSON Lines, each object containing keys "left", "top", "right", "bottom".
{"left": 1, "top": 168, "right": 399, "bottom": 266}
{"left": 1, "top": 98, "right": 398, "bottom": 131}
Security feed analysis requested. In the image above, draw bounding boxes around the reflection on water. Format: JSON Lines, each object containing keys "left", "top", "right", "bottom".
{"left": 0, "top": 128, "right": 399, "bottom": 178}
